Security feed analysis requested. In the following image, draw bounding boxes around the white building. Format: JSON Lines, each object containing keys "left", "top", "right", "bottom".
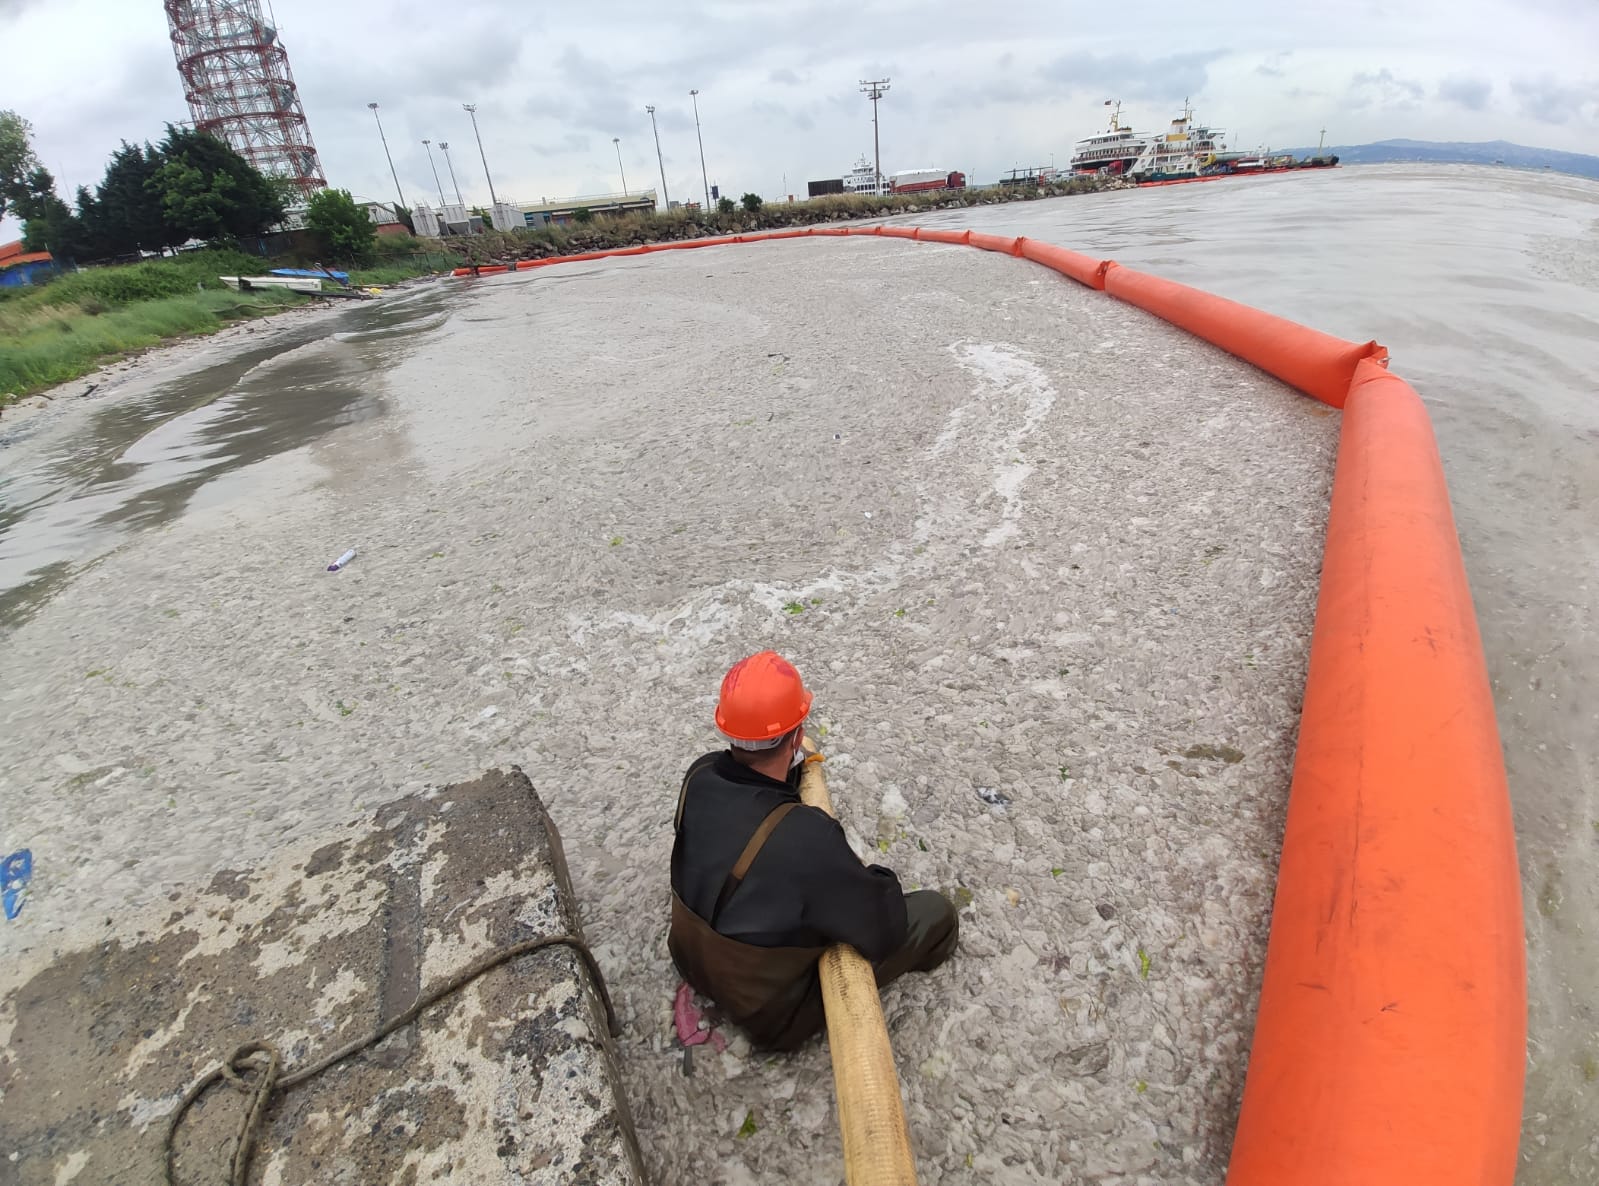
{"left": 413, "top": 202, "right": 481, "bottom": 237}
{"left": 489, "top": 202, "right": 524, "bottom": 232}
{"left": 359, "top": 200, "right": 402, "bottom": 227}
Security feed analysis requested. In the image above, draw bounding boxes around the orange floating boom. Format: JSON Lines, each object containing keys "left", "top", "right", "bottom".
{"left": 1100, "top": 265, "right": 1386, "bottom": 408}
{"left": 1225, "top": 358, "right": 1524, "bottom": 1186}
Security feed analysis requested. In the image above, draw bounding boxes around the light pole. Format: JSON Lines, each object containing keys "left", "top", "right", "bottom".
{"left": 462, "top": 103, "right": 498, "bottom": 208}
{"left": 859, "top": 80, "right": 890, "bottom": 194}
{"left": 438, "top": 141, "right": 463, "bottom": 207}
{"left": 368, "top": 102, "right": 405, "bottom": 212}
{"left": 645, "top": 105, "right": 669, "bottom": 210}
{"left": 422, "top": 139, "right": 446, "bottom": 207}
{"left": 613, "top": 137, "right": 628, "bottom": 195}
{"left": 689, "top": 89, "right": 710, "bottom": 209}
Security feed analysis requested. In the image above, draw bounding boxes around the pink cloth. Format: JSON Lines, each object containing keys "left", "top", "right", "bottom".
{"left": 673, "top": 982, "right": 727, "bottom": 1052}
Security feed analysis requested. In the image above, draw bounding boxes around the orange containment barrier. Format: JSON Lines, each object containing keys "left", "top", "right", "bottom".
{"left": 1102, "top": 265, "right": 1386, "bottom": 408}
{"left": 1226, "top": 358, "right": 1525, "bottom": 1186}
{"left": 966, "top": 231, "right": 1021, "bottom": 256}
{"left": 1016, "top": 239, "right": 1111, "bottom": 290}
{"left": 917, "top": 228, "right": 972, "bottom": 246}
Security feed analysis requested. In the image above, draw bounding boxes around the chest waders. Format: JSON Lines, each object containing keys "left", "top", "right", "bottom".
{"left": 669, "top": 792, "right": 826, "bottom": 1050}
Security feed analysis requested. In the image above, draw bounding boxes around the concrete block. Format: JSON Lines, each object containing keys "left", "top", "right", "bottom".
{"left": 0, "top": 768, "right": 644, "bottom": 1186}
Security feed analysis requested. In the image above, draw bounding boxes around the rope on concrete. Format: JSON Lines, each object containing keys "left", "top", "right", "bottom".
{"left": 162, "top": 933, "right": 617, "bottom": 1186}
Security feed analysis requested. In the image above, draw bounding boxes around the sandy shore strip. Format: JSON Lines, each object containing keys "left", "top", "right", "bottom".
{"left": 0, "top": 237, "right": 1337, "bottom": 1182}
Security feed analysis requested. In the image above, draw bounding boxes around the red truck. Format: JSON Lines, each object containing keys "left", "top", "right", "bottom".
{"left": 888, "top": 169, "right": 967, "bottom": 194}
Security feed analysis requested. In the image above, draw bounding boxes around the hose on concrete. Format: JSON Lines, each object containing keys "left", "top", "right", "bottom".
{"left": 798, "top": 750, "right": 920, "bottom": 1186}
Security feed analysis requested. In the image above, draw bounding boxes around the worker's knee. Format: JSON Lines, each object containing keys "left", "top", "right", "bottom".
{"left": 904, "top": 889, "right": 959, "bottom": 972}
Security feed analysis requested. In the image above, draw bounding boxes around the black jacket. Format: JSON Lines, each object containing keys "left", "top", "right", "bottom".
{"left": 671, "top": 751, "right": 908, "bottom": 963}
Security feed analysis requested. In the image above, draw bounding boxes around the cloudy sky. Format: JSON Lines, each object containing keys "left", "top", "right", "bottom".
{"left": 2, "top": 0, "right": 1596, "bottom": 237}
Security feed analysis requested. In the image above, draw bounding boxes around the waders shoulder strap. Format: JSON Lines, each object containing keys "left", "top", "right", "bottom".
{"left": 711, "top": 802, "right": 798, "bottom": 924}
{"left": 674, "top": 753, "right": 722, "bottom": 832}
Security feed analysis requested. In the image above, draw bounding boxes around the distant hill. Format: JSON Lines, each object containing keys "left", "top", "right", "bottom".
{"left": 1275, "top": 139, "right": 1599, "bottom": 180}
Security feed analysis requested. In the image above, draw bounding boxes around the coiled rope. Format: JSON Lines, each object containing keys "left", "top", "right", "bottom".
{"left": 162, "top": 934, "right": 617, "bottom": 1186}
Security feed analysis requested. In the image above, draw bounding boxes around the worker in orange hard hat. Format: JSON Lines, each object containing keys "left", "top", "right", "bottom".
{"left": 668, "top": 650, "right": 959, "bottom": 1050}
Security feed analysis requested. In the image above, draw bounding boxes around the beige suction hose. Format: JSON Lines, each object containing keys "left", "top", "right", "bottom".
{"left": 798, "top": 749, "right": 919, "bottom": 1186}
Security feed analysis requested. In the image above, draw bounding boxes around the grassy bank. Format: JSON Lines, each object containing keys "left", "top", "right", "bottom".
{"left": 0, "top": 287, "right": 305, "bottom": 399}
{"left": 0, "top": 250, "right": 312, "bottom": 400}
{"left": 445, "top": 176, "right": 1117, "bottom": 264}
{"left": 0, "top": 240, "right": 462, "bottom": 403}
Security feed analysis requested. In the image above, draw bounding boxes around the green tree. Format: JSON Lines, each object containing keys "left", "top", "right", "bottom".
{"left": 740, "top": 192, "right": 763, "bottom": 213}
{"left": 149, "top": 126, "right": 285, "bottom": 243}
{"left": 571, "top": 206, "right": 593, "bottom": 224}
{"left": 264, "top": 174, "right": 302, "bottom": 217}
{"left": 716, "top": 196, "right": 736, "bottom": 215}
{"left": 1, "top": 109, "right": 40, "bottom": 221}
{"left": 16, "top": 166, "right": 87, "bottom": 258}
{"left": 305, "top": 188, "right": 377, "bottom": 265}
{"left": 152, "top": 158, "right": 240, "bottom": 242}
{"left": 80, "top": 141, "right": 170, "bottom": 256}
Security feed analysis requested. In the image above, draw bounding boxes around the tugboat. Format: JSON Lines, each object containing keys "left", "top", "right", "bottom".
{"left": 1068, "top": 100, "right": 1152, "bottom": 175}
{"left": 1302, "top": 128, "right": 1340, "bottom": 168}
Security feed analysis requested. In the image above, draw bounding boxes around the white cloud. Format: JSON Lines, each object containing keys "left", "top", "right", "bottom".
{"left": 1510, "top": 74, "right": 1599, "bottom": 125}
{"left": 1439, "top": 75, "right": 1494, "bottom": 111}
{"left": 1347, "top": 68, "right": 1427, "bottom": 111}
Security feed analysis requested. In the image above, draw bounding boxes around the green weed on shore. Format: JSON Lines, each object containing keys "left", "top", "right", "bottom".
{"left": 0, "top": 249, "right": 310, "bottom": 400}
{"left": 0, "top": 242, "right": 460, "bottom": 402}
{"left": 0, "top": 284, "right": 304, "bottom": 398}
{"left": 346, "top": 248, "right": 465, "bottom": 288}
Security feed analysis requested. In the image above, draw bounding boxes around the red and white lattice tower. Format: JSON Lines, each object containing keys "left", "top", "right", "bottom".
{"left": 163, "top": 0, "right": 326, "bottom": 198}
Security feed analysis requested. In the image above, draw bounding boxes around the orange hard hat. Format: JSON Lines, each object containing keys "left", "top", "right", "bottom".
{"left": 715, "top": 650, "right": 814, "bottom": 743}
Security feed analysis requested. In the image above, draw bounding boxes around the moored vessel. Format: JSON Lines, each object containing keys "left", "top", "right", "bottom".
{"left": 1126, "top": 103, "right": 1229, "bottom": 180}
{"left": 1068, "top": 100, "right": 1151, "bottom": 175}
{"left": 843, "top": 156, "right": 884, "bottom": 195}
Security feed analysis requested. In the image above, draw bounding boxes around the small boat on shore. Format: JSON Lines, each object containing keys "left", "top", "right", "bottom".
{"left": 270, "top": 267, "right": 349, "bottom": 283}
{"left": 219, "top": 274, "right": 378, "bottom": 299}
{"left": 219, "top": 275, "right": 324, "bottom": 294}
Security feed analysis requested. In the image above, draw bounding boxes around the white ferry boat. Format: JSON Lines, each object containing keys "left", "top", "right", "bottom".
{"left": 843, "top": 156, "right": 884, "bottom": 195}
{"left": 1068, "top": 101, "right": 1151, "bottom": 176}
{"left": 1126, "top": 104, "right": 1234, "bottom": 180}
